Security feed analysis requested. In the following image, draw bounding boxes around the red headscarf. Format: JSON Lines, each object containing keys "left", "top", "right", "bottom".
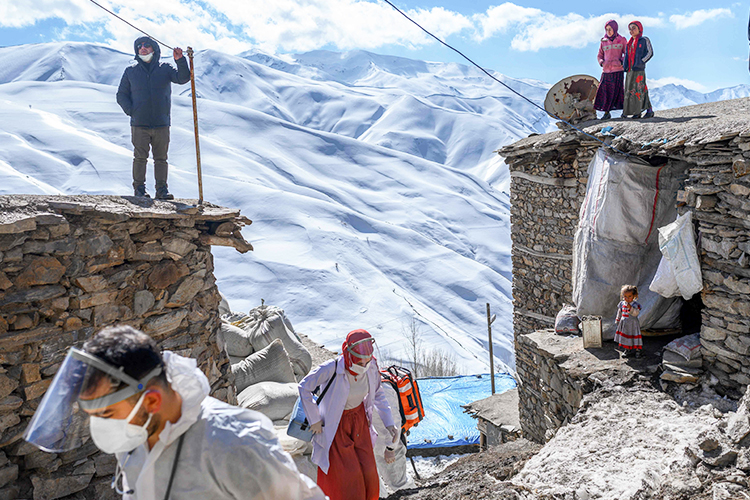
{"left": 605, "top": 20, "right": 619, "bottom": 41}
{"left": 627, "top": 21, "right": 644, "bottom": 69}
{"left": 342, "top": 329, "right": 375, "bottom": 375}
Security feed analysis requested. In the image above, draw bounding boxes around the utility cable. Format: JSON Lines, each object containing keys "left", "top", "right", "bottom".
{"left": 380, "top": 0, "right": 632, "bottom": 157}
{"left": 87, "top": 0, "right": 173, "bottom": 50}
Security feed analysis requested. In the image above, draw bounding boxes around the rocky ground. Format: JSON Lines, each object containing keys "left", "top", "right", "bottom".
{"left": 387, "top": 381, "right": 750, "bottom": 500}
{"left": 385, "top": 439, "right": 542, "bottom": 500}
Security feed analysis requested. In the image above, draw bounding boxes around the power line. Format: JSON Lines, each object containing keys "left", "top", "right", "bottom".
{"left": 87, "top": 0, "right": 173, "bottom": 50}
{"left": 379, "top": 0, "right": 632, "bottom": 158}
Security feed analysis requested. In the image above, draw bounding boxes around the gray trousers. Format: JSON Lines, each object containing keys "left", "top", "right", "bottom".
{"left": 132, "top": 126, "right": 170, "bottom": 189}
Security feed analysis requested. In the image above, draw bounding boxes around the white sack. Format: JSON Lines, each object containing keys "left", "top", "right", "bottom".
{"left": 274, "top": 421, "right": 313, "bottom": 457}
{"left": 220, "top": 321, "right": 254, "bottom": 358}
{"left": 649, "top": 255, "right": 681, "bottom": 298}
{"left": 243, "top": 305, "right": 312, "bottom": 379}
{"left": 218, "top": 292, "right": 231, "bottom": 316}
{"left": 231, "top": 338, "right": 297, "bottom": 393}
{"left": 664, "top": 333, "right": 702, "bottom": 361}
{"left": 237, "top": 381, "right": 299, "bottom": 421}
{"left": 657, "top": 212, "right": 702, "bottom": 300}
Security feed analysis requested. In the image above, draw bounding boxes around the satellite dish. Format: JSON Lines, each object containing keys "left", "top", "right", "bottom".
{"left": 544, "top": 74, "right": 600, "bottom": 124}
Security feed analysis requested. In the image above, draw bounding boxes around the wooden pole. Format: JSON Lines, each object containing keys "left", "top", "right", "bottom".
{"left": 186, "top": 47, "right": 203, "bottom": 205}
{"left": 487, "top": 303, "right": 495, "bottom": 395}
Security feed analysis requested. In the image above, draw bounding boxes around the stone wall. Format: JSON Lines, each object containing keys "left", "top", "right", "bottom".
{"left": 506, "top": 136, "right": 593, "bottom": 341}
{"left": 0, "top": 195, "right": 251, "bottom": 500}
{"left": 682, "top": 161, "right": 750, "bottom": 394}
{"left": 514, "top": 331, "right": 586, "bottom": 442}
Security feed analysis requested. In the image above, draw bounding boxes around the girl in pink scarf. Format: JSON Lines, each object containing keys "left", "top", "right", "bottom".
{"left": 594, "top": 20, "right": 627, "bottom": 120}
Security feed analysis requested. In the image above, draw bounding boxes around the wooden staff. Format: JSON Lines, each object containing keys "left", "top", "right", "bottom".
{"left": 187, "top": 47, "right": 203, "bottom": 205}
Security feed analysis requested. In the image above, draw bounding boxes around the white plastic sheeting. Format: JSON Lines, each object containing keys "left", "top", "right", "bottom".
{"left": 573, "top": 149, "right": 686, "bottom": 339}
{"left": 656, "top": 212, "right": 702, "bottom": 299}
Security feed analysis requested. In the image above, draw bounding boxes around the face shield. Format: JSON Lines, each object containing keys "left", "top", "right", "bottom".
{"left": 24, "top": 348, "right": 162, "bottom": 453}
{"left": 347, "top": 337, "right": 375, "bottom": 361}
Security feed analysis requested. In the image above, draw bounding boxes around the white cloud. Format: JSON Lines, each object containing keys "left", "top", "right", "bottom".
{"left": 472, "top": 8, "right": 664, "bottom": 52}
{"left": 0, "top": 1, "right": 730, "bottom": 56}
{"left": 649, "top": 77, "right": 708, "bottom": 92}
{"left": 0, "top": 0, "right": 472, "bottom": 55}
{"left": 669, "top": 8, "right": 733, "bottom": 30}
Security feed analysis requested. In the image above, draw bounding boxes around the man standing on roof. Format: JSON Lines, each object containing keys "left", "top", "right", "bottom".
{"left": 24, "top": 325, "right": 327, "bottom": 500}
{"left": 117, "top": 37, "right": 190, "bottom": 200}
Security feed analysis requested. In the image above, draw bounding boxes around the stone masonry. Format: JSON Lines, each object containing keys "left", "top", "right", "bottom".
{"left": 0, "top": 195, "right": 252, "bottom": 500}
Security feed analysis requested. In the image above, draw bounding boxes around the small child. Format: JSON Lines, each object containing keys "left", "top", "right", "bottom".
{"left": 594, "top": 20, "right": 627, "bottom": 120}
{"left": 614, "top": 285, "right": 643, "bottom": 357}
{"left": 623, "top": 21, "right": 654, "bottom": 119}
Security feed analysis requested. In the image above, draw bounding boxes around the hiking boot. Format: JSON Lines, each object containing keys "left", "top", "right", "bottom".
{"left": 155, "top": 187, "right": 174, "bottom": 201}
{"left": 134, "top": 185, "right": 150, "bottom": 198}
{"left": 630, "top": 113, "right": 642, "bottom": 119}
{"left": 600, "top": 111, "right": 611, "bottom": 120}
{"left": 643, "top": 109, "right": 655, "bottom": 119}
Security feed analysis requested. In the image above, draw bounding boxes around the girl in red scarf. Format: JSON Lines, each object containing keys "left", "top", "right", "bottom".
{"left": 594, "top": 20, "right": 627, "bottom": 120}
{"left": 623, "top": 21, "right": 654, "bottom": 119}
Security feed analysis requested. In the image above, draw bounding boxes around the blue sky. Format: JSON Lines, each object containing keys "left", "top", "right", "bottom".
{"left": 0, "top": 0, "right": 747, "bottom": 91}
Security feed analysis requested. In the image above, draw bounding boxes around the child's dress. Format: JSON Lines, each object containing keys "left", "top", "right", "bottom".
{"left": 614, "top": 301, "right": 642, "bottom": 350}
{"left": 623, "top": 21, "right": 653, "bottom": 116}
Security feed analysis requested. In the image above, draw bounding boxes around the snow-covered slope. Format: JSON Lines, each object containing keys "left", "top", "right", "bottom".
{"left": 0, "top": 42, "right": 741, "bottom": 374}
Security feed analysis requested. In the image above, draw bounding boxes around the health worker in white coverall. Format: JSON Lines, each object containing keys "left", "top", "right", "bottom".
{"left": 373, "top": 382, "right": 416, "bottom": 496}
{"left": 24, "top": 325, "right": 326, "bottom": 500}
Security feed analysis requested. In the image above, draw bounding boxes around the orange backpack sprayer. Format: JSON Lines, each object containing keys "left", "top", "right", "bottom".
{"left": 380, "top": 365, "right": 425, "bottom": 433}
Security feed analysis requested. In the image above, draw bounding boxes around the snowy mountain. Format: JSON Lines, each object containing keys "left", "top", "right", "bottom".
{"left": 0, "top": 42, "right": 741, "bottom": 374}
{"left": 648, "top": 83, "right": 750, "bottom": 110}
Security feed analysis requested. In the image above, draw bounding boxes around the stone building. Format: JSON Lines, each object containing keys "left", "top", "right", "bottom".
{"left": 0, "top": 195, "right": 251, "bottom": 499}
{"left": 499, "top": 98, "right": 750, "bottom": 442}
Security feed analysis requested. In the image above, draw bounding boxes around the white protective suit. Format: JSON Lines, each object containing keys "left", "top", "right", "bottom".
{"left": 373, "top": 382, "right": 415, "bottom": 497}
{"left": 118, "top": 352, "right": 326, "bottom": 500}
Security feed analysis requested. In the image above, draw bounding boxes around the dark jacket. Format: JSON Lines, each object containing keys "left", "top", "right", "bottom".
{"left": 623, "top": 36, "right": 653, "bottom": 72}
{"left": 116, "top": 37, "right": 191, "bottom": 128}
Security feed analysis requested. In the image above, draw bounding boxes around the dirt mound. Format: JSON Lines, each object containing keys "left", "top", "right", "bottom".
{"left": 385, "top": 439, "right": 542, "bottom": 500}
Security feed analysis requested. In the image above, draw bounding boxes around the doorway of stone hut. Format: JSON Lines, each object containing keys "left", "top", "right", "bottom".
{"left": 573, "top": 148, "right": 704, "bottom": 363}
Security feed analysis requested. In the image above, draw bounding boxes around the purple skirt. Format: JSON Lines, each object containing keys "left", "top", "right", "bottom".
{"left": 594, "top": 71, "right": 624, "bottom": 112}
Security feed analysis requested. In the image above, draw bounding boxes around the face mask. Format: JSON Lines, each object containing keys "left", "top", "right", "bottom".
{"left": 138, "top": 53, "right": 153, "bottom": 63}
{"left": 89, "top": 392, "right": 153, "bottom": 454}
{"left": 350, "top": 361, "right": 370, "bottom": 376}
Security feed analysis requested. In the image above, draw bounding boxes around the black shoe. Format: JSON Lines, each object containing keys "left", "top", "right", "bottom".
{"left": 134, "top": 185, "right": 150, "bottom": 198}
{"left": 600, "top": 111, "right": 611, "bottom": 120}
{"left": 630, "top": 113, "right": 641, "bottom": 119}
{"left": 155, "top": 187, "right": 174, "bottom": 200}
{"left": 643, "top": 110, "right": 654, "bottom": 119}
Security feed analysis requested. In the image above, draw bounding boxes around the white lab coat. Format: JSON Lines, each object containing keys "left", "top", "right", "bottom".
{"left": 298, "top": 356, "right": 395, "bottom": 474}
{"left": 118, "top": 352, "right": 326, "bottom": 500}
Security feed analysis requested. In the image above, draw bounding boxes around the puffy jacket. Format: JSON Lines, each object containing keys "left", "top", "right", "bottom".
{"left": 116, "top": 36, "right": 191, "bottom": 128}
{"left": 624, "top": 36, "right": 653, "bottom": 72}
{"left": 597, "top": 35, "right": 627, "bottom": 73}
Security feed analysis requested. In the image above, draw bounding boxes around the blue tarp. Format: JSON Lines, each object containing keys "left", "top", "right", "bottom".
{"left": 405, "top": 373, "right": 517, "bottom": 449}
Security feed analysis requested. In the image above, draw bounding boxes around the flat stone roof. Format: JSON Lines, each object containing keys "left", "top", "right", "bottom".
{"left": 499, "top": 97, "right": 750, "bottom": 162}
{"left": 463, "top": 388, "right": 520, "bottom": 429}
{"left": 0, "top": 195, "right": 253, "bottom": 251}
